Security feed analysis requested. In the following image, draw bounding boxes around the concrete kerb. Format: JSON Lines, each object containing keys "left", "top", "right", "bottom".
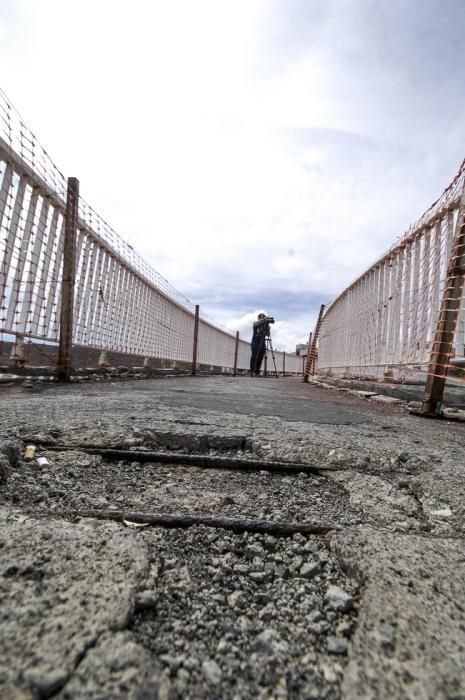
{"left": 311, "top": 375, "right": 465, "bottom": 414}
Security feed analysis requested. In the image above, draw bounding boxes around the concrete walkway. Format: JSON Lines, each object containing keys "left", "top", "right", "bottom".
{"left": 1, "top": 376, "right": 464, "bottom": 699}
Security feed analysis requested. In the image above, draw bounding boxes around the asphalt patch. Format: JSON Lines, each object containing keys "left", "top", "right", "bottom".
{"left": 157, "top": 391, "right": 368, "bottom": 425}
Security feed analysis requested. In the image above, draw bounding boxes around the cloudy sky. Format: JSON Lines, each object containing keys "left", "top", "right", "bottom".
{"left": 1, "top": 0, "right": 465, "bottom": 350}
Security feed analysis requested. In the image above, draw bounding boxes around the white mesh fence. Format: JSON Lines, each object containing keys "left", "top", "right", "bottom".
{"left": 319, "top": 160, "right": 465, "bottom": 380}
{"left": 0, "top": 90, "right": 302, "bottom": 373}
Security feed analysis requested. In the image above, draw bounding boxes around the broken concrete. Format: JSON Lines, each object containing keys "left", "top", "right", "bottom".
{"left": 332, "top": 527, "right": 465, "bottom": 700}
{"left": 0, "top": 510, "right": 148, "bottom": 699}
{"left": 1, "top": 375, "right": 464, "bottom": 698}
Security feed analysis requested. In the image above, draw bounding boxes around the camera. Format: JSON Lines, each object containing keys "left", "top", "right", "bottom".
{"left": 265, "top": 316, "right": 275, "bottom": 324}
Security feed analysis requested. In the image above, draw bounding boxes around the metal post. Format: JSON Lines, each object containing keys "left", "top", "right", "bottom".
{"left": 264, "top": 351, "right": 268, "bottom": 377}
{"left": 191, "top": 304, "right": 199, "bottom": 376}
{"left": 303, "top": 332, "right": 312, "bottom": 376}
{"left": 233, "top": 331, "right": 239, "bottom": 376}
{"left": 303, "top": 305, "right": 325, "bottom": 382}
{"left": 57, "top": 177, "right": 79, "bottom": 382}
{"left": 282, "top": 351, "right": 286, "bottom": 376}
{"left": 421, "top": 204, "right": 465, "bottom": 416}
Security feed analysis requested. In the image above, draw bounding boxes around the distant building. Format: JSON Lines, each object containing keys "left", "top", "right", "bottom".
{"left": 295, "top": 343, "right": 308, "bottom": 357}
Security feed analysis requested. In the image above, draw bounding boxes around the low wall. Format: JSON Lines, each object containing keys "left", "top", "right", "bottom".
{"left": 0, "top": 340, "right": 247, "bottom": 376}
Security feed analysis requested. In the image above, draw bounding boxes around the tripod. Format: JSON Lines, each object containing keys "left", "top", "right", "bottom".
{"left": 265, "top": 334, "right": 279, "bottom": 378}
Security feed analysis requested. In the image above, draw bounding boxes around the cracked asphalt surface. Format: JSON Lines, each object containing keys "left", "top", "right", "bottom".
{"left": 1, "top": 375, "right": 465, "bottom": 699}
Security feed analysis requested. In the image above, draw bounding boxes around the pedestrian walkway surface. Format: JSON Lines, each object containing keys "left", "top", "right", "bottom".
{"left": 1, "top": 376, "right": 464, "bottom": 699}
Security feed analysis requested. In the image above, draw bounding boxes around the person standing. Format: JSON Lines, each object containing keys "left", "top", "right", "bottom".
{"left": 250, "top": 312, "right": 273, "bottom": 376}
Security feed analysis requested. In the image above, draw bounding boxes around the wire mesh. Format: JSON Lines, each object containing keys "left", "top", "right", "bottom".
{"left": 0, "top": 90, "right": 303, "bottom": 374}
{"left": 319, "top": 160, "right": 465, "bottom": 381}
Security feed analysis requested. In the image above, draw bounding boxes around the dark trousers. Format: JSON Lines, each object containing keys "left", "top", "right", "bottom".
{"left": 250, "top": 336, "right": 266, "bottom": 374}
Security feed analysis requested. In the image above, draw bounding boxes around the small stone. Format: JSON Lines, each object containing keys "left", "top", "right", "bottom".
{"left": 336, "top": 619, "right": 352, "bottom": 637}
{"left": 274, "top": 564, "right": 289, "bottom": 578}
{"left": 217, "top": 639, "right": 229, "bottom": 653}
{"left": 24, "top": 668, "right": 68, "bottom": 696}
{"left": 177, "top": 668, "right": 190, "bottom": 683}
{"left": 228, "top": 591, "right": 244, "bottom": 608}
{"left": 249, "top": 571, "right": 267, "bottom": 583}
{"left": 376, "top": 623, "right": 396, "bottom": 649}
{"left": 307, "top": 609, "right": 323, "bottom": 623}
{"left": 245, "top": 543, "right": 264, "bottom": 558}
{"left": 321, "top": 662, "right": 338, "bottom": 683}
{"left": 317, "top": 550, "right": 330, "bottom": 565}
{"left": 211, "top": 594, "right": 226, "bottom": 603}
{"left": 327, "top": 636, "right": 348, "bottom": 655}
{"left": 291, "top": 556, "right": 304, "bottom": 570}
{"left": 233, "top": 564, "right": 249, "bottom": 575}
{"left": 253, "top": 628, "right": 289, "bottom": 655}
{"left": 300, "top": 652, "right": 317, "bottom": 666}
{"left": 237, "top": 615, "right": 253, "bottom": 631}
{"left": 202, "top": 659, "right": 222, "bottom": 685}
{"left": 160, "top": 655, "right": 184, "bottom": 671}
{"left": 135, "top": 590, "right": 158, "bottom": 610}
{"left": 258, "top": 606, "right": 273, "bottom": 622}
{"left": 300, "top": 562, "right": 321, "bottom": 579}
{"left": 430, "top": 507, "right": 452, "bottom": 517}
{"left": 324, "top": 585, "right": 353, "bottom": 612}
{"left": 184, "top": 656, "right": 198, "bottom": 670}
{"left": 303, "top": 540, "right": 319, "bottom": 553}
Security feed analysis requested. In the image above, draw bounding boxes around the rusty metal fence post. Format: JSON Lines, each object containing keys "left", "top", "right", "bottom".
{"left": 302, "top": 332, "right": 311, "bottom": 375}
{"left": 57, "top": 177, "right": 79, "bottom": 382}
{"left": 303, "top": 305, "right": 325, "bottom": 382}
{"left": 191, "top": 304, "right": 200, "bottom": 376}
{"left": 421, "top": 200, "right": 465, "bottom": 416}
{"left": 282, "top": 351, "right": 286, "bottom": 376}
{"left": 233, "top": 331, "right": 239, "bottom": 376}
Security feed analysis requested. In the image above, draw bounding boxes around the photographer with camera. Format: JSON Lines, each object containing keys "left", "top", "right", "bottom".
{"left": 250, "top": 312, "right": 275, "bottom": 376}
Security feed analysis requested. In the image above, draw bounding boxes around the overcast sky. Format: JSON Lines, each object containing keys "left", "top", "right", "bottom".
{"left": 1, "top": 0, "right": 465, "bottom": 351}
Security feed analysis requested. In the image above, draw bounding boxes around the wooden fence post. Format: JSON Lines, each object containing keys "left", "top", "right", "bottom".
{"left": 303, "top": 305, "right": 325, "bottom": 382}
{"left": 191, "top": 304, "right": 200, "bottom": 376}
{"left": 422, "top": 199, "right": 465, "bottom": 416}
{"left": 57, "top": 177, "right": 79, "bottom": 382}
{"left": 233, "top": 331, "right": 239, "bottom": 376}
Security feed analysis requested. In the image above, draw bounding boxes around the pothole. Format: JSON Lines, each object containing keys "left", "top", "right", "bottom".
{"left": 142, "top": 430, "right": 252, "bottom": 453}
{"left": 2, "top": 429, "right": 362, "bottom": 529}
{"left": 128, "top": 525, "right": 360, "bottom": 700}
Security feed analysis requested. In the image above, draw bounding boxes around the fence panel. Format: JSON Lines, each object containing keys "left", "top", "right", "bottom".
{"left": 0, "top": 90, "right": 302, "bottom": 374}
{"left": 319, "top": 161, "right": 465, "bottom": 380}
